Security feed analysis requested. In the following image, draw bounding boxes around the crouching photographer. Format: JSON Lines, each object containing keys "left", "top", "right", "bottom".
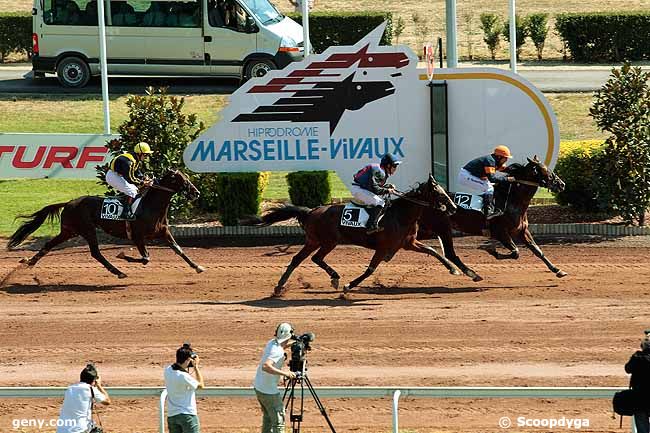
{"left": 253, "top": 323, "right": 297, "bottom": 433}
{"left": 164, "top": 343, "right": 205, "bottom": 433}
{"left": 57, "top": 363, "right": 111, "bottom": 433}
{"left": 624, "top": 330, "right": 650, "bottom": 433}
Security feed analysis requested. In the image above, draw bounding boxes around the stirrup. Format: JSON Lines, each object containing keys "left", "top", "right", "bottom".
{"left": 367, "top": 225, "right": 383, "bottom": 234}
{"left": 486, "top": 210, "right": 504, "bottom": 220}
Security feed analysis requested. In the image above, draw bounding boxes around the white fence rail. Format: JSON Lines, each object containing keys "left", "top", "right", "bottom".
{"left": 0, "top": 386, "right": 629, "bottom": 433}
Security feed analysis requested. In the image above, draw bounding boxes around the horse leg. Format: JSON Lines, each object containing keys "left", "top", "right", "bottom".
{"left": 437, "top": 233, "right": 483, "bottom": 282}
{"left": 81, "top": 231, "right": 127, "bottom": 278}
{"left": 311, "top": 244, "right": 340, "bottom": 289}
{"left": 521, "top": 228, "right": 567, "bottom": 278}
{"left": 163, "top": 229, "right": 205, "bottom": 273}
{"left": 24, "top": 229, "right": 76, "bottom": 267}
{"left": 275, "top": 241, "right": 319, "bottom": 296}
{"left": 484, "top": 231, "right": 519, "bottom": 260}
{"left": 116, "top": 239, "right": 150, "bottom": 265}
{"left": 403, "top": 239, "right": 461, "bottom": 276}
{"left": 342, "top": 250, "right": 384, "bottom": 295}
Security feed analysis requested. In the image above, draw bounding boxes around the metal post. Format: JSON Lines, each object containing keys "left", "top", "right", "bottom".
{"left": 301, "top": 0, "right": 310, "bottom": 57}
{"left": 445, "top": 0, "right": 457, "bottom": 67}
{"left": 159, "top": 389, "right": 167, "bottom": 433}
{"left": 392, "top": 390, "right": 401, "bottom": 433}
{"left": 509, "top": 0, "right": 517, "bottom": 73}
{"left": 437, "top": 37, "right": 443, "bottom": 69}
{"left": 97, "top": 0, "right": 110, "bottom": 134}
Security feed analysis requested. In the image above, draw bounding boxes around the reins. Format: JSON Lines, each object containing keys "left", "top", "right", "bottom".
{"left": 515, "top": 179, "right": 541, "bottom": 187}
{"left": 391, "top": 190, "right": 432, "bottom": 207}
{"left": 148, "top": 183, "right": 176, "bottom": 193}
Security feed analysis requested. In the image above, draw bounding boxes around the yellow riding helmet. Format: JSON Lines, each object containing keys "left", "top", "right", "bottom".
{"left": 134, "top": 142, "right": 153, "bottom": 155}
{"left": 493, "top": 145, "right": 513, "bottom": 159}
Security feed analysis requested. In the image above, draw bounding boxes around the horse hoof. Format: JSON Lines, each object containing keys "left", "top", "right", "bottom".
{"left": 19, "top": 258, "right": 27, "bottom": 264}
{"left": 273, "top": 286, "right": 287, "bottom": 297}
{"left": 116, "top": 252, "right": 126, "bottom": 259}
{"left": 338, "top": 292, "right": 351, "bottom": 300}
{"left": 331, "top": 278, "right": 340, "bottom": 290}
{"left": 472, "top": 275, "right": 484, "bottom": 282}
{"left": 343, "top": 283, "right": 352, "bottom": 293}
{"left": 556, "top": 270, "right": 568, "bottom": 278}
{"left": 117, "top": 273, "right": 127, "bottom": 279}
{"left": 450, "top": 268, "right": 462, "bottom": 276}
{"left": 196, "top": 265, "right": 205, "bottom": 273}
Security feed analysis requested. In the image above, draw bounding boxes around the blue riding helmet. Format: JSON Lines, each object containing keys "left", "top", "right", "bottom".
{"left": 381, "top": 153, "right": 402, "bottom": 167}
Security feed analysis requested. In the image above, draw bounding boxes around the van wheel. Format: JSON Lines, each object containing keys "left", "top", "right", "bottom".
{"left": 244, "top": 59, "right": 276, "bottom": 80}
{"left": 56, "top": 57, "right": 91, "bottom": 88}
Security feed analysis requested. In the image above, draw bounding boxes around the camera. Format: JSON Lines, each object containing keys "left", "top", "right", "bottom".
{"left": 289, "top": 332, "right": 315, "bottom": 373}
{"left": 183, "top": 342, "right": 198, "bottom": 367}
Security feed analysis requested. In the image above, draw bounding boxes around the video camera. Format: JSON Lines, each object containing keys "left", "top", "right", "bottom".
{"left": 183, "top": 342, "right": 198, "bottom": 367}
{"left": 289, "top": 332, "right": 315, "bottom": 373}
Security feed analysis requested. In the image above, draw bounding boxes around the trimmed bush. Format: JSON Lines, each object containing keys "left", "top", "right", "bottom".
{"left": 555, "top": 13, "right": 650, "bottom": 62}
{"left": 502, "top": 15, "right": 529, "bottom": 61}
{"left": 526, "top": 13, "right": 549, "bottom": 61}
{"left": 479, "top": 13, "right": 501, "bottom": 60}
{"left": 553, "top": 140, "right": 607, "bottom": 211}
{"left": 287, "top": 171, "right": 331, "bottom": 208}
{"left": 288, "top": 12, "right": 392, "bottom": 53}
{"left": 210, "top": 172, "right": 270, "bottom": 225}
{"left": 0, "top": 13, "right": 31, "bottom": 62}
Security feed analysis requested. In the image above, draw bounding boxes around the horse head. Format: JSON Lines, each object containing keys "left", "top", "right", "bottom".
{"left": 410, "top": 174, "right": 456, "bottom": 215}
{"left": 522, "top": 155, "right": 565, "bottom": 193}
{"left": 159, "top": 169, "right": 200, "bottom": 200}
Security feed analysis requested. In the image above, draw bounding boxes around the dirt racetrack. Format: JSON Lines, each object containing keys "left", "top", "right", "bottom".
{"left": 1, "top": 237, "right": 649, "bottom": 432}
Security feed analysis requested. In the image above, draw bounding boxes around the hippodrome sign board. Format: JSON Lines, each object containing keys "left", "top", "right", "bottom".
{"left": 184, "top": 23, "right": 560, "bottom": 192}
{"left": 0, "top": 133, "right": 117, "bottom": 179}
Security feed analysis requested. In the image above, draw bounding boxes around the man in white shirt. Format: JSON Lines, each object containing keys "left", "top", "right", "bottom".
{"left": 253, "top": 323, "right": 297, "bottom": 433}
{"left": 164, "top": 343, "right": 205, "bottom": 433}
{"left": 57, "top": 364, "right": 111, "bottom": 433}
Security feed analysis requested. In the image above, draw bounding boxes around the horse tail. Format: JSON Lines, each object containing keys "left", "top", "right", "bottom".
{"left": 7, "top": 202, "right": 68, "bottom": 249}
{"left": 245, "top": 204, "right": 313, "bottom": 226}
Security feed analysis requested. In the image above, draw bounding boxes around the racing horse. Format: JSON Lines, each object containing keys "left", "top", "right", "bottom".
{"left": 418, "top": 156, "right": 568, "bottom": 278}
{"left": 7, "top": 169, "right": 204, "bottom": 278}
{"left": 247, "top": 175, "right": 466, "bottom": 297}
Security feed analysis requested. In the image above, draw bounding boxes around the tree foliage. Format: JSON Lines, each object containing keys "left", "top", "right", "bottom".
{"left": 526, "top": 13, "right": 549, "bottom": 61}
{"left": 96, "top": 87, "right": 205, "bottom": 219}
{"left": 479, "top": 13, "right": 501, "bottom": 60}
{"left": 590, "top": 63, "right": 650, "bottom": 225}
{"left": 502, "top": 14, "right": 529, "bottom": 61}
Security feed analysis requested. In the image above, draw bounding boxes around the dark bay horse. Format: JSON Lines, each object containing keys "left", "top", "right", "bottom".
{"left": 7, "top": 169, "right": 204, "bottom": 278}
{"left": 418, "top": 156, "right": 568, "bottom": 278}
{"left": 248, "top": 175, "right": 467, "bottom": 297}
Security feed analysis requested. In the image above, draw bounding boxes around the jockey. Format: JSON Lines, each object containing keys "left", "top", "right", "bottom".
{"left": 350, "top": 153, "right": 401, "bottom": 233}
{"left": 457, "top": 145, "right": 516, "bottom": 220}
{"left": 105, "top": 142, "right": 153, "bottom": 220}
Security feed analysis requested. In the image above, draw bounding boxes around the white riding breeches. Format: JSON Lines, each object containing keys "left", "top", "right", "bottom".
{"left": 350, "top": 185, "right": 385, "bottom": 207}
{"left": 106, "top": 170, "right": 139, "bottom": 198}
{"left": 457, "top": 168, "right": 494, "bottom": 195}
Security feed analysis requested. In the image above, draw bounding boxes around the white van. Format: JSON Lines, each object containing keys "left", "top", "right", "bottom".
{"left": 31, "top": 0, "right": 304, "bottom": 87}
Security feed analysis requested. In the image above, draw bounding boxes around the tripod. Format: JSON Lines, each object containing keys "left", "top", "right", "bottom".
{"left": 283, "top": 361, "right": 337, "bottom": 433}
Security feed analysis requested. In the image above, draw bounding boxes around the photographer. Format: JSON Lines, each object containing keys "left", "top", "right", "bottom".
{"left": 253, "top": 322, "right": 297, "bottom": 433}
{"left": 625, "top": 330, "right": 650, "bottom": 433}
{"left": 164, "top": 343, "right": 205, "bottom": 433}
{"left": 57, "top": 363, "right": 110, "bottom": 433}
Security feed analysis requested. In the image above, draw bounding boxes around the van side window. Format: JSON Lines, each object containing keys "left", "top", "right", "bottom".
{"left": 43, "top": 0, "right": 85, "bottom": 25}
{"left": 137, "top": 0, "right": 200, "bottom": 27}
{"left": 210, "top": 0, "right": 248, "bottom": 31}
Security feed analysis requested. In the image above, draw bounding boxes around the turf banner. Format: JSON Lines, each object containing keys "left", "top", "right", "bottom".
{"left": 0, "top": 133, "right": 117, "bottom": 179}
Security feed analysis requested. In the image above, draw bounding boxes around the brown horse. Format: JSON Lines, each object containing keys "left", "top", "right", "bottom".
{"left": 248, "top": 175, "right": 467, "bottom": 297}
{"left": 418, "top": 156, "right": 568, "bottom": 278}
{"left": 7, "top": 169, "right": 205, "bottom": 278}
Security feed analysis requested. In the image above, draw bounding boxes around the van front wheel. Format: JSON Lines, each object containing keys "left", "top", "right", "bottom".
{"left": 244, "top": 59, "right": 276, "bottom": 81}
{"left": 56, "top": 57, "right": 91, "bottom": 88}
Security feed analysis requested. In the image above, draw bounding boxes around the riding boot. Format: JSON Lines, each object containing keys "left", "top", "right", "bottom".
{"left": 366, "top": 205, "right": 384, "bottom": 234}
{"left": 482, "top": 193, "right": 503, "bottom": 220}
{"left": 122, "top": 196, "right": 137, "bottom": 221}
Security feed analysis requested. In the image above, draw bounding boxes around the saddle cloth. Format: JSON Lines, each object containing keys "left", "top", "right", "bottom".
{"left": 340, "top": 203, "right": 370, "bottom": 228}
{"left": 453, "top": 192, "right": 484, "bottom": 212}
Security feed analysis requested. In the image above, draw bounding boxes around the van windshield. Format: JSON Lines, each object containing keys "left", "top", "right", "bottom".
{"left": 240, "top": 0, "right": 282, "bottom": 25}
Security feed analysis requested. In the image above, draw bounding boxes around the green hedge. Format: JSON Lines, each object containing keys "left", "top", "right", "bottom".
{"left": 555, "top": 12, "right": 650, "bottom": 62}
{"left": 0, "top": 13, "right": 31, "bottom": 62}
{"left": 197, "top": 172, "right": 269, "bottom": 226}
{"left": 288, "top": 12, "right": 392, "bottom": 53}
{"left": 287, "top": 171, "right": 331, "bottom": 208}
{"left": 553, "top": 140, "right": 608, "bottom": 211}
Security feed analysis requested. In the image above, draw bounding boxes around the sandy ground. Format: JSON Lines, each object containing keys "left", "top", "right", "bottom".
{"left": 0, "top": 237, "right": 649, "bottom": 432}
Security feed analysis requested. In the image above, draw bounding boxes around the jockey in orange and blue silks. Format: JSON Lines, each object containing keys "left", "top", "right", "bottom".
{"left": 457, "top": 145, "right": 516, "bottom": 219}
{"left": 105, "top": 142, "right": 153, "bottom": 219}
{"left": 350, "top": 153, "right": 402, "bottom": 233}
